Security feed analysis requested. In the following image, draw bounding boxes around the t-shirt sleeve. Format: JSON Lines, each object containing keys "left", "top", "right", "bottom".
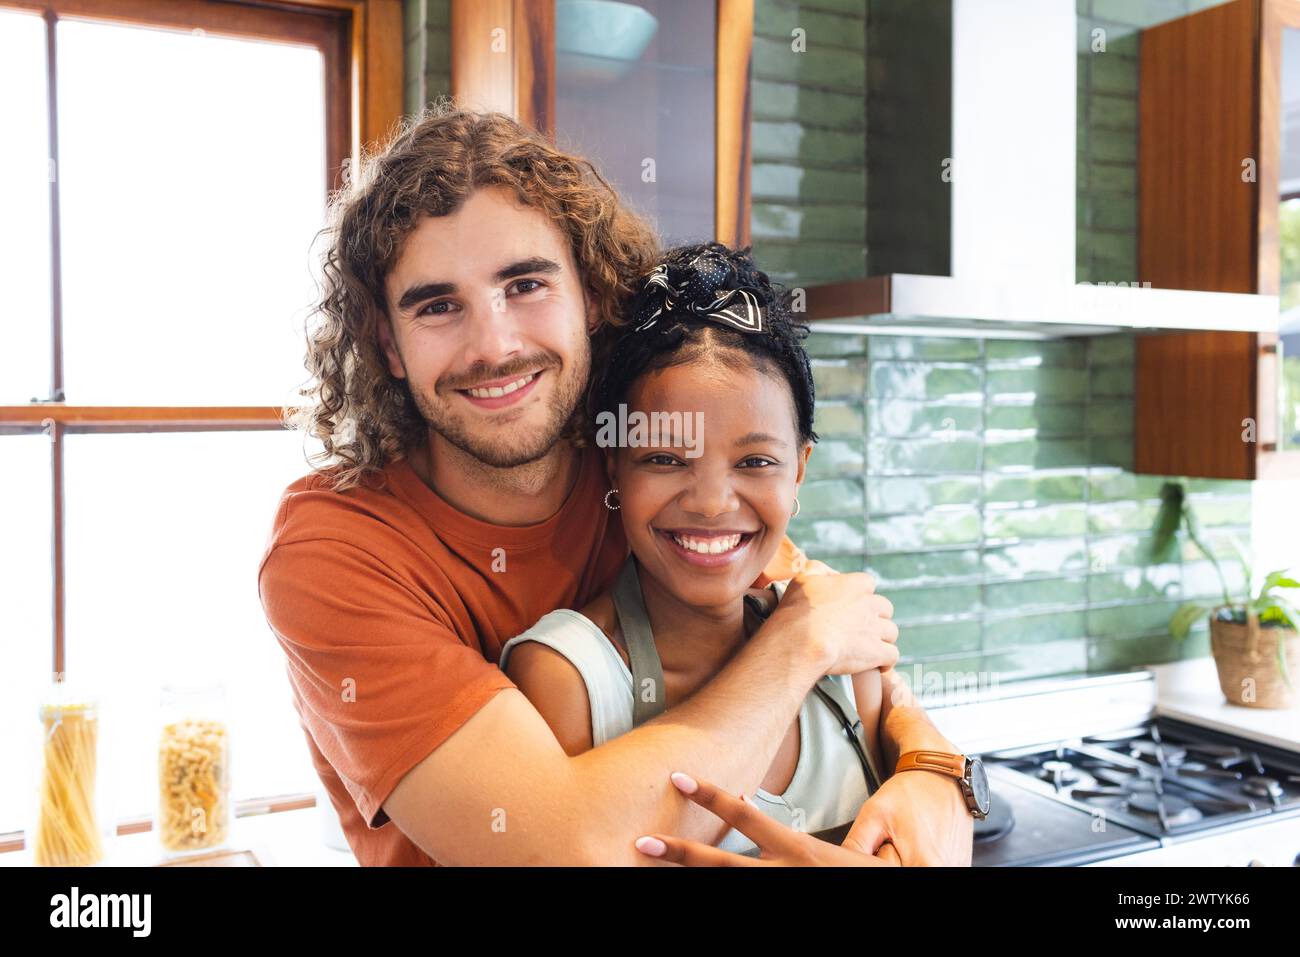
{"left": 259, "top": 537, "right": 517, "bottom": 829}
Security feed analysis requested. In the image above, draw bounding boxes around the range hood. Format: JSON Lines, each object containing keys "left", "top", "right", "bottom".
{"left": 805, "top": 0, "right": 1278, "bottom": 339}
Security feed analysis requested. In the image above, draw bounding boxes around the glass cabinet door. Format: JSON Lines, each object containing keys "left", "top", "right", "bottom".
{"left": 554, "top": 0, "right": 716, "bottom": 246}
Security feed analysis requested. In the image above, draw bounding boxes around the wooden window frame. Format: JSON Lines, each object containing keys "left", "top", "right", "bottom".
{"left": 0, "top": 0, "right": 403, "bottom": 849}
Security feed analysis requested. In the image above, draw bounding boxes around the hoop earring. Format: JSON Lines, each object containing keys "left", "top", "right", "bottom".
{"left": 791, "top": 498, "right": 801, "bottom": 518}
{"left": 604, "top": 488, "right": 621, "bottom": 511}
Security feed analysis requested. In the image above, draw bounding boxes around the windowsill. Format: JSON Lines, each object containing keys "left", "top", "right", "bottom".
{"left": 1, "top": 804, "right": 358, "bottom": 867}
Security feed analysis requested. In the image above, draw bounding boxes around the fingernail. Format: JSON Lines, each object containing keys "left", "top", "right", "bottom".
{"left": 670, "top": 771, "right": 698, "bottom": 794}
{"left": 635, "top": 836, "right": 666, "bottom": 857}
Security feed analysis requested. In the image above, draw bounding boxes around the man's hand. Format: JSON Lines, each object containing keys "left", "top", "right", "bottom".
{"left": 752, "top": 535, "right": 810, "bottom": 585}
{"left": 842, "top": 769, "right": 974, "bottom": 866}
{"left": 767, "top": 568, "right": 899, "bottom": 676}
{"left": 632, "top": 772, "right": 903, "bottom": 866}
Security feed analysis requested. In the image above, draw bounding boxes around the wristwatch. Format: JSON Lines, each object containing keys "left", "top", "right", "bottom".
{"left": 894, "top": 750, "right": 991, "bottom": 820}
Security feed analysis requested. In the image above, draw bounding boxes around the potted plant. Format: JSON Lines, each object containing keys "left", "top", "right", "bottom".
{"left": 1150, "top": 482, "right": 1299, "bottom": 708}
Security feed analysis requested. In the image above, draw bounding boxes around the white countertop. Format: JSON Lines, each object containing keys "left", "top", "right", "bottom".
{"left": 1, "top": 803, "right": 358, "bottom": 868}
{"left": 1147, "top": 656, "right": 1300, "bottom": 752}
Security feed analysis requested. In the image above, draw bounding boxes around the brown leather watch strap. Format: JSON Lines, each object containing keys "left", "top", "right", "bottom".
{"left": 894, "top": 749, "right": 966, "bottom": 778}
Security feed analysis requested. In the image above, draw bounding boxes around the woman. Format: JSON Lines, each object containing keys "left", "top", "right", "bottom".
{"left": 499, "top": 242, "right": 894, "bottom": 860}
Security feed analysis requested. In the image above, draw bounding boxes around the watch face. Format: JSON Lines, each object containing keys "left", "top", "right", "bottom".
{"left": 969, "top": 758, "right": 991, "bottom": 813}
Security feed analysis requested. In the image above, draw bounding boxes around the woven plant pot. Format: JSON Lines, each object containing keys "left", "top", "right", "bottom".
{"left": 1209, "top": 608, "right": 1300, "bottom": 708}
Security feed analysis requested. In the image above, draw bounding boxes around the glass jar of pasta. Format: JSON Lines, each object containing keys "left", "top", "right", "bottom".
{"left": 157, "top": 681, "right": 231, "bottom": 857}
{"left": 34, "top": 682, "right": 112, "bottom": 866}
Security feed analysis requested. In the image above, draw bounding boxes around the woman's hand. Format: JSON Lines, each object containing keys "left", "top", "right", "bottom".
{"left": 843, "top": 769, "right": 974, "bottom": 866}
{"left": 633, "top": 772, "right": 903, "bottom": 866}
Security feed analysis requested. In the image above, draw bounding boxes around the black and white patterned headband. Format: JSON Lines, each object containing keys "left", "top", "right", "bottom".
{"left": 631, "top": 251, "right": 767, "bottom": 335}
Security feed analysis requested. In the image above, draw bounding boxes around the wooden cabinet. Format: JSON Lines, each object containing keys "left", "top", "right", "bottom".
{"left": 1137, "top": 0, "right": 1300, "bottom": 478}
{"left": 448, "top": 0, "right": 753, "bottom": 247}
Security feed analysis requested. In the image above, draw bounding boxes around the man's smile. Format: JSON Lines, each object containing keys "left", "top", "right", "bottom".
{"left": 454, "top": 369, "right": 544, "bottom": 410}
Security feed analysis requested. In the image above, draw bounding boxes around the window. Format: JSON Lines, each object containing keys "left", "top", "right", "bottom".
{"left": 0, "top": 0, "right": 402, "bottom": 841}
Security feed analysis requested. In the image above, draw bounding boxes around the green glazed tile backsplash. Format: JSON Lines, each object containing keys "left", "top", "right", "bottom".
{"left": 751, "top": 1, "right": 870, "bottom": 285}
{"left": 791, "top": 330, "right": 1253, "bottom": 683}
{"left": 403, "top": 0, "right": 451, "bottom": 119}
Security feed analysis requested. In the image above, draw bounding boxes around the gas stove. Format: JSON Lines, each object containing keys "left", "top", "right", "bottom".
{"left": 922, "top": 668, "right": 1300, "bottom": 866}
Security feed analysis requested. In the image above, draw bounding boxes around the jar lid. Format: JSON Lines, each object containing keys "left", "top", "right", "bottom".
{"left": 39, "top": 679, "right": 98, "bottom": 721}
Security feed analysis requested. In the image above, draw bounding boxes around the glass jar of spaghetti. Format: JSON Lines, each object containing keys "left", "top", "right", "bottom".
{"left": 34, "top": 683, "right": 110, "bottom": 866}
{"left": 157, "top": 682, "right": 231, "bottom": 856}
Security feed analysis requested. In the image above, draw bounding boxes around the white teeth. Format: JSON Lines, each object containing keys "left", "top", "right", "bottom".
{"left": 467, "top": 373, "right": 536, "bottom": 399}
{"left": 670, "top": 532, "right": 743, "bottom": 555}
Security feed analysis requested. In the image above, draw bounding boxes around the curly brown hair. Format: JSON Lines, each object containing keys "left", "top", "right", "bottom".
{"left": 287, "top": 97, "right": 662, "bottom": 492}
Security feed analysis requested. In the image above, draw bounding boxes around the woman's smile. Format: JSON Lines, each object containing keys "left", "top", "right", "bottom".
{"left": 654, "top": 527, "right": 761, "bottom": 568}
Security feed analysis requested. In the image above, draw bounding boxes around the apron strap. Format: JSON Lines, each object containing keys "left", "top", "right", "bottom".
{"left": 811, "top": 677, "right": 881, "bottom": 794}
{"left": 611, "top": 556, "right": 668, "bottom": 728}
{"left": 748, "top": 580, "right": 880, "bottom": 794}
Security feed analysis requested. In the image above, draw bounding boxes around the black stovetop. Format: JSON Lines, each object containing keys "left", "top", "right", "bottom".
{"left": 971, "top": 716, "right": 1300, "bottom": 866}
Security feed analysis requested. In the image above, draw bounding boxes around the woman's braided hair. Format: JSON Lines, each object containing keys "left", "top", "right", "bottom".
{"left": 588, "top": 241, "right": 818, "bottom": 445}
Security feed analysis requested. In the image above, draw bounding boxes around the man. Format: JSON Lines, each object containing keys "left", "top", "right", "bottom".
{"left": 259, "top": 102, "right": 974, "bottom": 866}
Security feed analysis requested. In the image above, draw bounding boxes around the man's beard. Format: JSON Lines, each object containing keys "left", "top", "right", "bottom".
{"left": 404, "top": 348, "right": 589, "bottom": 469}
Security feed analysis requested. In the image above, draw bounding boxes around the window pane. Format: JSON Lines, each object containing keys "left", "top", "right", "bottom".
{"left": 57, "top": 20, "right": 326, "bottom": 405}
{"left": 0, "top": 10, "right": 53, "bottom": 403}
{"left": 0, "top": 436, "right": 54, "bottom": 835}
{"left": 64, "top": 431, "right": 323, "bottom": 820}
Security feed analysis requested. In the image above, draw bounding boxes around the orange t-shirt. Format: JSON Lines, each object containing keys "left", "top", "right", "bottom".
{"left": 258, "top": 442, "right": 807, "bottom": 866}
